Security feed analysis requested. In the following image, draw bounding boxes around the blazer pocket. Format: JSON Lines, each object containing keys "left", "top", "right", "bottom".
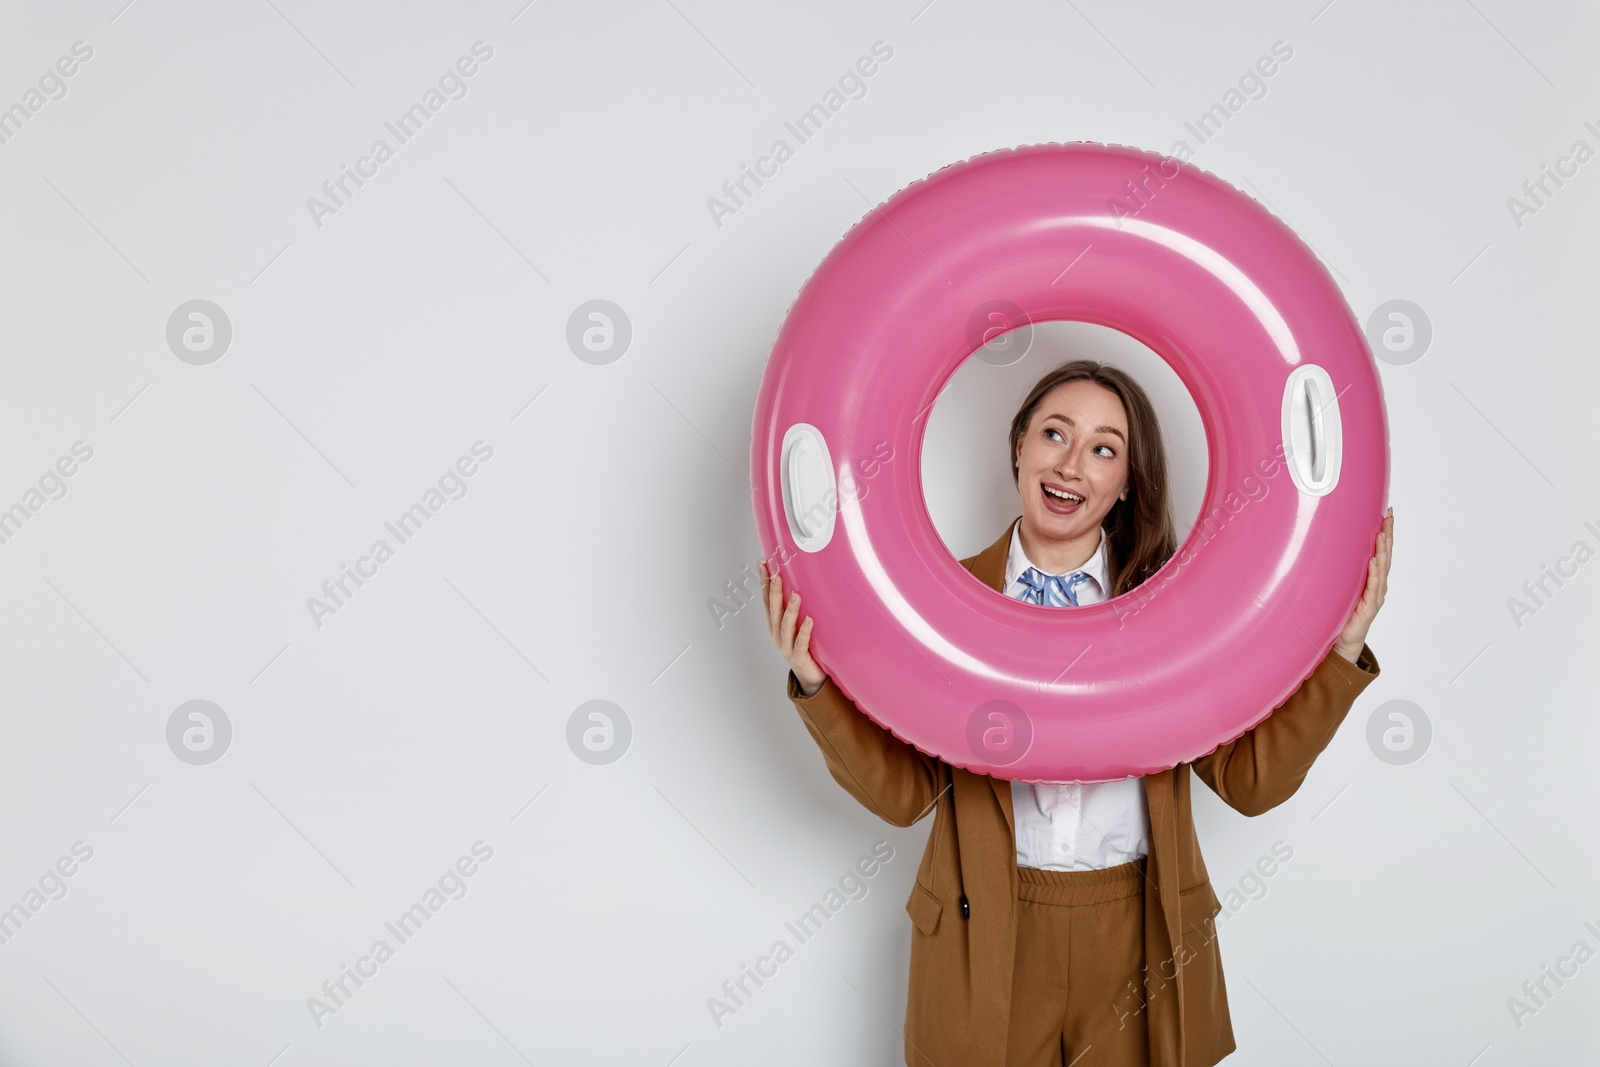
{"left": 1179, "top": 880, "right": 1224, "bottom": 938}
{"left": 905, "top": 881, "right": 943, "bottom": 936}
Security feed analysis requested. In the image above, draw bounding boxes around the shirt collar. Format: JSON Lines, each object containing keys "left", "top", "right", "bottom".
{"left": 1004, "top": 518, "right": 1110, "bottom": 597}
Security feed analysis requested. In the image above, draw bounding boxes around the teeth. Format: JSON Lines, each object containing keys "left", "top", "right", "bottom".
{"left": 1043, "top": 486, "right": 1083, "bottom": 503}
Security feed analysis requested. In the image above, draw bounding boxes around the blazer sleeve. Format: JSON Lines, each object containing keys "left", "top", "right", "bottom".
{"left": 1191, "top": 643, "right": 1381, "bottom": 817}
{"left": 785, "top": 669, "right": 944, "bottom": 828}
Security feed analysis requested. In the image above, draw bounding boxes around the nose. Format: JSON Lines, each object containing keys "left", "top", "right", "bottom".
{"left": 1053, "top": 440, "right": 1084, "bottom": 478}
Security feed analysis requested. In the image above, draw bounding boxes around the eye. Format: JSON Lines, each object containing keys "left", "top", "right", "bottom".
{"left": 1094, "top": 443, "right": 1117, "bottom": 458}
{"left": 1045, "top": 428, "right": 1064, "bottom": 443}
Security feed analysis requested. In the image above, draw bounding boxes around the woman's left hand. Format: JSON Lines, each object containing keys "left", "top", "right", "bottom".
{"left": 1333, "top": 507, "right": 1393, "bottom": 663}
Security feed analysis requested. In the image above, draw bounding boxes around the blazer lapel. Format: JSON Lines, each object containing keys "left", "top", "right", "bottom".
{"left": 971, "top": 517, "right": 1021, "bottom": 836}
{"left": 966, "top": 515, "right": 1018, "bottom": 596}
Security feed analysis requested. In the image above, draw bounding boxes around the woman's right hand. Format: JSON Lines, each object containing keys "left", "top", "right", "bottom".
{"left": 761, "top": 561, "right": 828, "bottom": 697}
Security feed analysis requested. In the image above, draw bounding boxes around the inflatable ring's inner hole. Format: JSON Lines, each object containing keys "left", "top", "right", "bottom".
{"left": 922, "top": 320, "right": 1208, "bottom": 602}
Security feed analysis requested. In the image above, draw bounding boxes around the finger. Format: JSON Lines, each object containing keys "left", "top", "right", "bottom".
{"left": 1351, "top": 556, "right": 1374, "bottom": 620}
{"left": 780, "top": 592, "right": 801, "bottom": 656}
{"left": 1366, "top": 519, "right": 1391, "bottom": 598}
{"left": 765, "top": 576, "right": 783, "bottom": 643}
{"left": 777, "top": 601, "right": 794, "bottom": 658}
{"left": 1359, "top": 553, "right": 1380, "bottom": 615}
{"left": 1375, "top": 524, "right": 1392, "bottom": 599}
{"left": 765, "top": 569, "right": 784, "bottom": 631}
{"left": 1377, "top": 529, "right": 1391, "bottom": 577}
{"left": 795, "top": 615, "right": 815, "bottom": 663}
{"left": 777, "top": 590, "right": 794, "bottom": 653}
{"left": 761, "top": 569, "right": 776, "bottom": 639}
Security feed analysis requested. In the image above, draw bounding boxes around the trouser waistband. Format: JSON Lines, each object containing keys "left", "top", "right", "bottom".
{"left": 1016, "top": 857, "right": 1148, "bottom": 906}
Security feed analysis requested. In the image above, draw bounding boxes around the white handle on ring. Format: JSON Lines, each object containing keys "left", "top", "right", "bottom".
{"left": 781, "top": 423, "right": 837, "bottom": 552}
{"left": 1281, "top": 364, "right": 1342, "bottom": 496}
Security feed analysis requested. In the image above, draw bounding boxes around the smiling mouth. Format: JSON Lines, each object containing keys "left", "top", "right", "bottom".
{"left": 1041, "top": 484, "right": 1084, "bottom": 512}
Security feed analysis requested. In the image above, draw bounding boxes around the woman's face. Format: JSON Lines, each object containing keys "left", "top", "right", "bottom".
{"left": 1014, "top": 379, "right": 1130, "bottom": 543}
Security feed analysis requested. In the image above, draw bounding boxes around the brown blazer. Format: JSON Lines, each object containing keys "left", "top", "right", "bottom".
{"left": 785, "top": 518, "right": 1381, "bottom": 1067}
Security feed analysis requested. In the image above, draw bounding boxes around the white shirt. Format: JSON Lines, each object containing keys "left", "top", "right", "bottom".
{"left": 1003, "top": 519, "right": 1150, "bottom": 871}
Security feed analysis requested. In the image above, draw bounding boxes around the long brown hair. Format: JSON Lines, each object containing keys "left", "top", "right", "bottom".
{"left": 1007, "top": 359, "right": 1177, "bottom": 598}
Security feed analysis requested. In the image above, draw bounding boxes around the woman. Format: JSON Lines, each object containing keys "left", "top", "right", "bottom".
{"left": 762, "top": 359, "right": 1393, "bottom": 1067}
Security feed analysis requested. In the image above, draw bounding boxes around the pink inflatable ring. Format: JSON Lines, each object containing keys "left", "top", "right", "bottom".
{"left": 751, "top": 142, "right": 1388, "bottom": 782}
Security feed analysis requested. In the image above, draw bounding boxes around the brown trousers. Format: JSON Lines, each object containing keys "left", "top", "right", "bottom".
{"left": 1006, "top": 858, "right": 1149, "bottom": 1067}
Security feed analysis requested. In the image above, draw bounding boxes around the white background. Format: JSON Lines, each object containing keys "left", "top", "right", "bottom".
{"left": 0, "top": 1, "right": 1596, "bottom": 1064}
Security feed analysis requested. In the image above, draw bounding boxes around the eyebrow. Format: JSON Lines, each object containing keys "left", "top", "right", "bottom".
{"left": 1041, "top": 412, "right": 1125, "bottom": 443}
